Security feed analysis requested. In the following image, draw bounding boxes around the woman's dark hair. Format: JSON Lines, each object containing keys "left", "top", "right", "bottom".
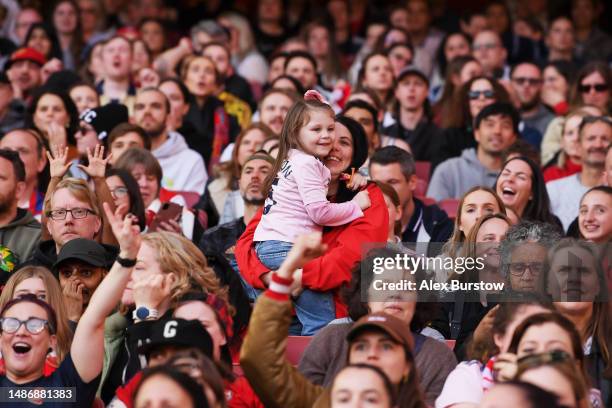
{"left": 342, "top": 247, "right": 438, "bottom": 332}
{"left": 25, "top": 89, "right": 80, "bottom": 145}
{"left": 51, "top": 0, "right": 84, "bottom": 68}
{"left": 159, "top": 77, "right": 191, "bottom": 105}
{"left": 105, "top": 168, "right": 146, "bottom": 231}
{"left": 269, "top": 74, "right": 306, "bottom": 95}
{"left": 436, "top": 55, "right": 479, "bottom": 128}
{"left": 355, "top": 52, "right": 394, "bottom": 106}
{"left": 373, "top": 26, "right": 410, "bottom": 53}
{"left": 447, "top": 75, "right": 510, "bottom": 129}
{"left": 333, "top": 364, "right": 398, "bottom": 407}
{"left": 542, "top": 60, "right": 576, "bottom": 89}
{"left": 495, "top": 381, "right": 566, "bottom": 408}
{"left": 133, "top": 365, "right": 208, "bottom": 408}
{"left": 570, "top": 60, "right": 612, "bottom": 114}
{"left": 24, "top": 23, "right": 63, "bottom": 60}
{"left": 436, "top": 32, "right": 472, "bottom": 77}
{"left": 496, "top": 156, "right": 558, "bottom": 225}
{"left": 333, "top": 115, "right": 369, "bottom": 204}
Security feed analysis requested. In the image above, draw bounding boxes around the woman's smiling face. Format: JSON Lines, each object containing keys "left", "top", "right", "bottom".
{"left": 324, "top": 121, "right": 354, "bottom": 179}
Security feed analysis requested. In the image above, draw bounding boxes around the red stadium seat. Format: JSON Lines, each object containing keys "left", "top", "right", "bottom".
{"left": 286, "top": 336, "right": 312, "bottom": 365}
{"left": 175, "top": 191, "right": 201, "bottom": 208}
{"left": 414, "top": 179, "right": 428, "bottom": 198}
{"left": 420, "top": 196, "right": 437, "bottom": 206}
{"left": 415, "top": 161, "right": 431, "bottom": 183}
{"left": 439, "top": 199, "right": 460, "bottom": 219}
{"left": 445, "top": 340, "right": 456, "bottom": 349}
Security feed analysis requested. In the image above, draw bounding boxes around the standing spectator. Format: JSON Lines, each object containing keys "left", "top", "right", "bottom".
{"left": 404, "top": 0, "right": 444, "bottom": 78}
{"left": 472, "top": 30, "right": 509, "bottom": 80}
{"left": 571, "top": 0, "right": 612, "bottom": 63}
{"left": 428, "top": 103, "right": 518, "bottom": 201}
{"left": 369, "top": 146, "right": 453, "bottom": 246}
{"left": 0, "top": 129, "right": 47, "bottom": 217}
{"left": 5, "top": 47, "right": 44, "bottom": 102}
{"left": 382, "top": 67, "right": 441, "bottom": 162}
{"left": 52, "top": 0, "right": 84, "bottom": 70}
{"left": 97, "top": 36, "right": 135, "bottom": 112}
{"left": 546, "top": 16, "right": 576, "bottom": 63}
{"left": 510, "top": 62, "right": 555, "bottom": 137}
{"left": 547, "top": 115, "right": 611, "bottom": 230}
{"left": 0, "top": 149, "right": 40, "bottom": 263}
{"left": 570, "top": 61, "right": 611, "bottom": 114}
{"left": 133, "top": 88, "right": 207, "bottom": 195}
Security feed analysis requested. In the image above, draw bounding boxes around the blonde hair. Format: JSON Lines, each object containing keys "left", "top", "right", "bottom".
{"left": 141, "top": 232, "right": 232, "bottom": 314}
{"left": 43, "top": 178, "right": 100, "bottom": 218}
{"left": 0, "top": 266, "right": 73, "bottom": 363}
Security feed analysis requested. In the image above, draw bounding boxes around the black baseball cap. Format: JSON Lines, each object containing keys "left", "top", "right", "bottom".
{"left": 139, "top": 318, "right": 214, "bottom": 359}
{"left": 53, "top": 238, "right": 110, "bottom": 272}
{"left": 396, "top": 65, "right": 429, "bottom": 86}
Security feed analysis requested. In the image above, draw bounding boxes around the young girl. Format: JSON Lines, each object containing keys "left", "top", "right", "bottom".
{"left": 253, "top": 90, "right": 371, "bottom": 335}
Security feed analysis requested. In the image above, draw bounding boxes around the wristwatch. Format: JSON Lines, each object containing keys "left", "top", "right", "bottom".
{"left": 116, "top": 255, "right": 137, "bottom": 267}
{"left": 132, "top": 306, "right": 159, "bottom": 321}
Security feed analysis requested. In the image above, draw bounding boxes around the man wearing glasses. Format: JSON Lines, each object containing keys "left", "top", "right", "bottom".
{"left": 0, "top": 202, "right": 141, "bottom": 407}
{"left": 472, "top": 30, "right": 509, "bottom": 80}
{"left": 547, "top": 115, "right": 611, "bottom": 230}
{"left": 510, "top": 62, "right": 555, "bottom": 137}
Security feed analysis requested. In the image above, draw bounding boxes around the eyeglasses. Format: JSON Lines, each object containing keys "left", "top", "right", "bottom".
{"left": 509, "top": 262, "right": 544, "bottom": 276}
{"left": 468, "top": 90, "right": 495, "bottom": 100}
{"left": 110, "top": 187, "right": 129, "bottom": 198}
{"left": 512, "top": 77, "right": 542, "bottom": 86}
{"left": 579, "top": 84, "right": 608, "bottom": 93}
{"left": 0, "top": 317, "right": 50, "bottom": 334}
{"left": 47, "top": 208, "right": 95, "bottom": 220}
{"left": 473, "top": 43, "right": 500, "bottom": 51}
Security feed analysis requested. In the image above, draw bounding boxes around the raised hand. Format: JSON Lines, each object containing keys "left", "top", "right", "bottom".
{"left": 46, "top": 145, "right": 71, "bottom": 179}
{"left": 277, "top": 233, "right": 327, "bottom": 279}
{"left": 78, "top": 145, "right": 112, "bottom": 180}
{"left": 103, "top": 202, "right": 141, "bottom": 259}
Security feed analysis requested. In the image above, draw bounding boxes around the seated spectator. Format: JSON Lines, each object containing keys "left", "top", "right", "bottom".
{"left": 570, "top": 61, "right": 611, "bottom": 115}
{"left": 5, "top": 47, "right": 45, "bottom": 102}
{"left": 540, "top": 61, "right": 575, "bottom": 117}
{"left": 240, "top": 234, "right": 427, "bottom": 408}
{"left": 24, "top": 23, "right": 62, "bottom": 62}
{"left": 72, "top": 104, "right": 129, "bottom": 180}
{"left": 472, "top": 30, "right": 509, "bottom": 80}
{"left": 498, "top": 221, "right": 562, "bottom": 294}
{"left": 0, "top": 265, "right": 72, "bottom": 367}
{"left": 200, "top": 125, "right": 273, "bottom": 226}
{"left": 68, "top": 82, "right": 99, "bottom": 114}
{"left": 429, "top": 32, "right": 472, "bottom": 102}
{"left": 428, "top": 103, "right": 519, "bottom": 201}
{"left": 495, "top": 156, "right": 560, "bottom": 226}
{"left": 158, "top": 78, "right": 197, "bottom": 144}
{"left": 545, "top": 16, "right": 576, "bottom": 63}
{"left": 369, "top": 146, "right": 453, "bottom": 249}
{"left": 435, "top": 76, "right": 510, "bottom": 168}
{"left": 114, "top": 148, "right": 197, "bottom": 239}
{"left": 25, "top": 89, "right": 79, "bottom": 150}
{"left": 547, "top": 115, "right": 611, "bottom": 231}
{"left": 0, "top": 129, "right": 47, "bottom": 218}
{"left": 382, "top": 67, "right": 441, "bottom": 162}
{"left": 256, "top": 88, "right": 299, "bottom": 136}
{"left": 202, "top": 41, "right": 255, "bottom": 123}
{"left": 435, "top": 301, "right": 553, "bottom": 408}
{"left": 299, "top": 248, "right": 457, "bottom": 405}
{"left": 0, "top": 200, "right": 141, "bottom": 407}
{"left": 180, "top": 55, "right": 240, "bottom": 170}
{"left": 543, "top": 108, "right": 589, "bottom": 182}
{"left": 133, "top": 88, "right": 207, "bottom": 195}
{"left": 354, "top": 52, "right": 395, "bottom": 111}
{"left": 0, "top": 149, "right": 40, "bottom": 263}
{"left": 53, "top": 238, "right": 114, "bottom": 323}
{"left": 97, "top": 36, "right": 136, "bottom": 112}
{"left": 105, "top": 168, "right": 147, "bottom": 232}
{"left": 576, "top": 186, "right": 612, "bottom": 243}
{"left": 510, "top": 62, "right": 555, "bottom": 139}
{"left": 107, "top": 123, "right": 151, "bottom": 166}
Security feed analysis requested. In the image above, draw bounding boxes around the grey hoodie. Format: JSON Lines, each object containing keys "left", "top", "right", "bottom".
{"left": 427, "top": 148, "right": 499, "bottom": 201}
{"left": 0, "top": 209, "right": 41, "bottom": 264}
{"left": 152, "top": 131, "right": 208, "bottom": 195}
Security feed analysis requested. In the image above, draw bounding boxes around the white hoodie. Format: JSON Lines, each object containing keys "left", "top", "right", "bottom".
{"left": 152, "top": 131, "right": 208, "bottom": 194}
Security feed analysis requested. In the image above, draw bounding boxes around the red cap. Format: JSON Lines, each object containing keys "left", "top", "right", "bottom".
{"left": 7, "top": 47, "right": 46, "bottom": 68}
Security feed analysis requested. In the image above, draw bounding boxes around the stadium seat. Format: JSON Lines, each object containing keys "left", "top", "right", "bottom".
{"left": 415, "top": 161, "right": 431, "bottom": 183}
{"left": 420, "top": 197, "right": 437, "bottom": 206}
{"left": 439, "top": 199, "right": 460, "bottom": 219}
{"left": 414, "top": 179, "right": 428, "bottom": 197}
{"left": 286, "top": 336, "right": 312, "bottom": 365}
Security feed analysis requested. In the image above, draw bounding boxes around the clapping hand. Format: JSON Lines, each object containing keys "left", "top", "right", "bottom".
{"left": 46, "top": 145, "right": 71, "bottom": 179}
{"left": 78, "top": 145, "right": 112, "bottom": 180}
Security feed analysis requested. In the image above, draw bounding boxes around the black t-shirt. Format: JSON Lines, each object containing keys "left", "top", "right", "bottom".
{"left": 0, "top": 354, "right": 100, "bottom": 407}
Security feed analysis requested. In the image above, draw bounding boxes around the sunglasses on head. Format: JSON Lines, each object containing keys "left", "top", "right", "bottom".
{"left": 579, "top": 84, "right": 608, "bottom": 93}
{"left": 468, "top": 90, "right": 495, "bottom": 100}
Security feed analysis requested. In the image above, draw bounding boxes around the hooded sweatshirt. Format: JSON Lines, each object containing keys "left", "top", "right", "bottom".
{"left": 0, "top": 209, "right": 41, "bottom": 263}
{"left": 152, "top": 131, "right": 208, "bottom": 195}
{"left": 427, "top": 148, "right": 500, "bottom": 201}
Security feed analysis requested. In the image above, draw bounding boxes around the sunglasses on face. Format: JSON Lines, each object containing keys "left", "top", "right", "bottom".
{"left": 0, "top": 317, "right": 51, "bottom": 334}
{"left": 468, "top": 90, "right": 495, "bottom": 100}
{"left": 579, "top": 84, "right": 608, "bottom": 93}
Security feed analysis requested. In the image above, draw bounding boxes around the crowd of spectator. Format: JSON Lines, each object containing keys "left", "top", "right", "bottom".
{"left": 0, "top": 0, "right": 610, "bottom": 407}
